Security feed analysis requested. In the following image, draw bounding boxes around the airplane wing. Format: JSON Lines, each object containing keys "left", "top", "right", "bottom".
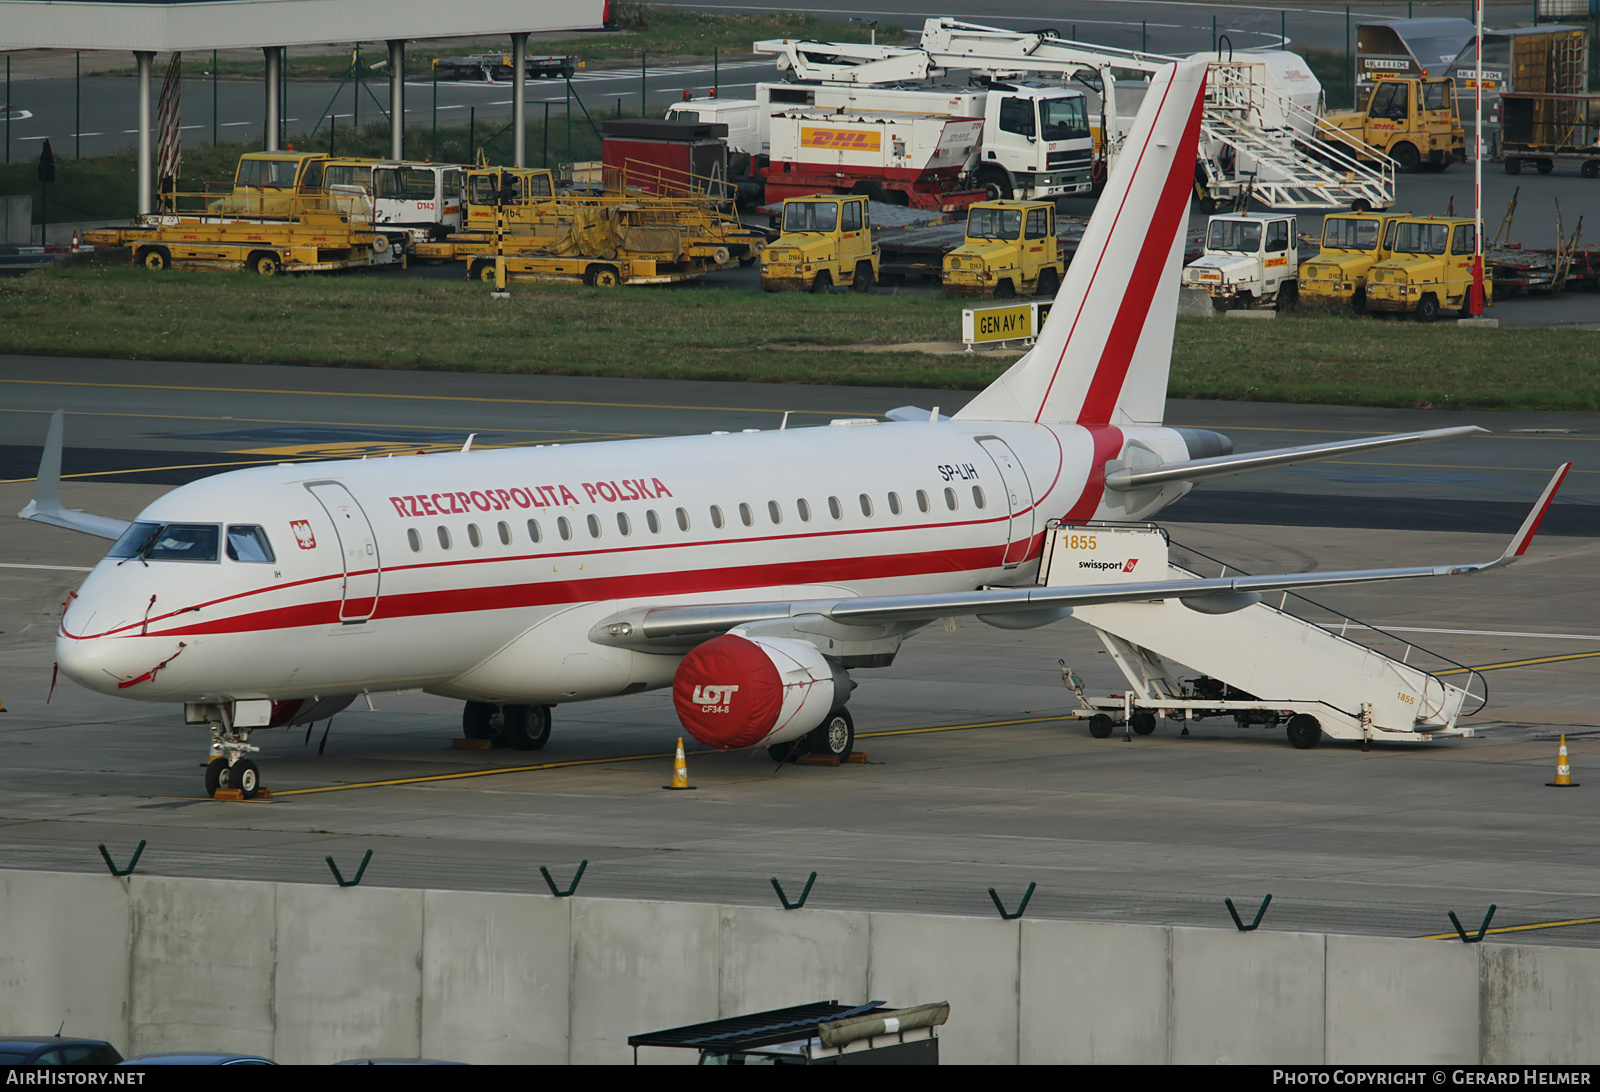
{"left": 1104, "top": 425, "right": 1490, "bottom": 490}
{"left": 17, "top": 410, "right": 132, "bottom": 540}
{"left": 592, "top": 464, "right": 1568, "bottom": 650}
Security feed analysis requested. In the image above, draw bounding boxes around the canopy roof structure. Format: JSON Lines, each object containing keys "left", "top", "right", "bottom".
{"left": 0, "top": 0, "right": 608, "bottom": 52}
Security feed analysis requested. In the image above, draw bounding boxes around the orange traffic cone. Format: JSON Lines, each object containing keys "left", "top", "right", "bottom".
{"left": 70, "top": 231, "right": 79, "bottom": 250}
{"left": 1547, "top": 734, "right": 1579, "bottom": 788}
{"left": 663, "top": 737, "right": 696, "bottom": 790}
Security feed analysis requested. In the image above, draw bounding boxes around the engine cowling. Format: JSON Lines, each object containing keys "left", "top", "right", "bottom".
{"left": 672, "top": 631, "right": 847, "bottom": 750}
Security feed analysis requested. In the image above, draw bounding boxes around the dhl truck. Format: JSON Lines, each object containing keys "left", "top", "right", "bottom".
{"left": 300, "top": 158, "right": 464, "bottom": 247}
{"left": 760, "top": 195, "right": 878, "bottom": 293}
{"left": 1297, "top": 210, "right": 1410, "bottom": 311}
{"left": 1318, "top": 77, "right": 1464, "bottom": 172}
{"left": 1365, "top": 215, "right": 1489, "bottom": 320}
{"left": 1180, "top": 212, "right": 1299, "bottom": 310}
{"left": 942, "top": 200, "right": 1064, "bottom": 298}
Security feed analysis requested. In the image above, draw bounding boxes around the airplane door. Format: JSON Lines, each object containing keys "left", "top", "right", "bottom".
{"left": 306, "top": 482, "right": 381, "bottom": 622}
{"left": 977, "top": 437, "right": 1036, "bottom": 568}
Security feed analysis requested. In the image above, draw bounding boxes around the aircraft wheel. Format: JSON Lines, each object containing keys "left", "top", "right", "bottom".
{"left": 204, "top": 757, "right": 225, "bottom": 798}
{"left": 233, "top": 759, "right": 261, "bottom": 800}
{"left": 807, "top": 707, "right": 855, "bottom": 760}
{"left": 1286, "top": 714, "right": 1323, "bottom": 750}
{"left": 462, "top": 700, "right": 496, "bottom": 740}
{"left": 1130, "top": 712, "right": 1157, "bottom": 736}
{"left": 500, "top": 704, "right": 551, "bottom": 751}
{"left": 1088, "top": 713, "right": 1114, "bottom": 739}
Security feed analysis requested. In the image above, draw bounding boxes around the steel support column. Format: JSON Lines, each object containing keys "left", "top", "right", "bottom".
{"left": 263, "top": 46, "right": 281, "bottom": 150}
{"left": 511, "top": 31, "right": 528, "bottom": 167}
{"left": 388, "top": 39, "right": 405, "bottom": 160}
{"left": 135, "top": 51, "right": 154, "bottom": 214}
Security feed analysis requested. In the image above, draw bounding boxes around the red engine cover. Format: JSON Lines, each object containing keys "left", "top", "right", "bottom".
{"left": 672, "top": 634, "right": 784, "bottom": 749}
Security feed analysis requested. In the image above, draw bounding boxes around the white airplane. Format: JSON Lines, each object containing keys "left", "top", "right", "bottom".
{"left": 21, "top": 61, "right": 1566, "bottom": 799}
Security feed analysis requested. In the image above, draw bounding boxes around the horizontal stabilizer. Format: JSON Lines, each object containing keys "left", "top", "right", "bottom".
{"left": 884, "top": 406, "right": 951, "bottom": 422}
{"left": 17, "top": 410, "right": 131, "bottom": 541}
{"left": 1104, "top": 426, "right": 1489, "bottom": 490}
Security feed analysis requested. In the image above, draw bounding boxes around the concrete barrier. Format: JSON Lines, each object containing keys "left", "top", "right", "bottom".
{"left": 5, "top": 867, "right": 1600, "bottom": 1064}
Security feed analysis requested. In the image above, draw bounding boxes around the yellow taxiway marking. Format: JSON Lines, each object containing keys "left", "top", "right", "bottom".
{"left": 0, "top": 377, "right": 865, "bottom": 418}
{"left": 1417, "top": 915, "right": 1600, "bottom": 941}
{"left": 1436, "top": 650, "right": 1600, "bottom": 676}
{"left": 0, "top": 405, "right": 650, "bottom": 440}
{"left": 267, "top": 715, "right": 1075, "bottom": 797}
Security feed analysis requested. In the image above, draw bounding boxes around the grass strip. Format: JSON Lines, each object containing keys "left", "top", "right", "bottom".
{"left": 2, "top": 267, "right": 1597, "bottom": 410}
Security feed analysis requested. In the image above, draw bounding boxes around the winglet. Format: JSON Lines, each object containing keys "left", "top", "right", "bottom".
{"left": 1484, "top": 463, "right": 1569, "bottom": 570}
{"left": 18, "top": 410, "right": 132, "bottom": 541}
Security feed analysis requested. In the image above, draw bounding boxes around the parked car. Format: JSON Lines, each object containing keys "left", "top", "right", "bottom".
{"left": 0, "top": 1038, "right": 123, "bottom": 1065}
{"left": 119, "top": 1052, "right": 274, "bottom": 1065}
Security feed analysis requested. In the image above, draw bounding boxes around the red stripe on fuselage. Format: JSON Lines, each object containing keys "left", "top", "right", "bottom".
{"left": 1063, "top": 426, "right": 1126, "bottom": 523}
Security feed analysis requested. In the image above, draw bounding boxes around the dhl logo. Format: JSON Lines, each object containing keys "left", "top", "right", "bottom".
{"left": 1266, "top": 256, "right": 1287, "bottom": 268}
{"left": 801, "top": 127, "right": 882, "bottom": 152}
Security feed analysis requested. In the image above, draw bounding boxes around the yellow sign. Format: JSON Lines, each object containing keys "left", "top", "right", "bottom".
{"left": 800, "top": 127, "right": 882, "bottom": 153}
{"left": 964, "top": 304, "right": 1034, "bottom": 344}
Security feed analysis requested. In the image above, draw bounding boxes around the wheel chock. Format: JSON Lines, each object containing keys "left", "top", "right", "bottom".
{"left": 796, "top": 754, "right": 840, "bottom": 767}
{"left": 452, "top": 737, "right": 494, "bottom": 751}
{"left": 211, "top": 787, "right": 273, "bottom": 802}
{"left": 213, "top": 788, "right": 244, "bottom": 801}
{"left": 845, "top": 752, "right": 870, "bottom": 764}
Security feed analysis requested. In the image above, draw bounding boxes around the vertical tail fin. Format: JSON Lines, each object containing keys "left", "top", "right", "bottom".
{"left": 954, "top": 61, "right": 1208, "bottom": 427}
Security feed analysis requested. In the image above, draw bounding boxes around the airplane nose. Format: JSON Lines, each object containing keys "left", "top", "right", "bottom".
{"left": 55, "top": 633, "right": 167, "bottom": 697}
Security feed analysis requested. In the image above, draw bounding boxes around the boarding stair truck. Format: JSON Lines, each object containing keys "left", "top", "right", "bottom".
{"left": 942, "top": 199, "right": 1063, "bottom": 298}
{"left": 1317, "top": 76, "right": 1465, "bottom": 172}
{"left": 1365, "top": 214, "right": 1488, "bottom": 320}
{"left": 735, "top": 19, "right": 1394, "bottom": 212}
{"left": 1180, "top": 212, "right": 1299, "bottom": 310}
{"left": 1044, "top": 523, "right": 1485, "bottom": 749}
{"left": 761, "top": 194, "right": 878, "bottom": 292}
{"left": 1297, "top": 209, "right": 1410, "bottom": 311}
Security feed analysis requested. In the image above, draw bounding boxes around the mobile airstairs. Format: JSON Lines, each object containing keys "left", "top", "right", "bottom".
{"left": 1043, "top": 523, "right": 1485, "bottom": 748}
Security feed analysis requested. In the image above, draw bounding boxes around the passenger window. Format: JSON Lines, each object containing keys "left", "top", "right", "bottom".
{"left": 497, "top": 521, "right": 511, "bottom": 545}
{"left": 647, "top": 510, "right": 661, "bottom": 533}
{"left": 944, "top": 487, "right": 958, "bottom": 510}
{"left": 888, "top": 492, "right": 902, "bottom": 515}
{"left": 828, "top": 496, "right": 843, "bottom": 520}
{"left": 972, "top": 486, "right": 986, "bottom": 509}
{"left": 676, "top": 507, "right": 690, "bottom": 531}
{"left": 859, "top": 493, "right": 874, "bottom": 517}
{"left": 739, "top": 503, "right": 753, "bottom": 527}
{"left": 407, "top": 528, "right": 421, "bottom": 552}
{"left": 768, "top": 500, "right": 782, "bottom": 524}
{"left": 797, "top": 498, "right": 812, "bottom": 522}
{"left": 527, "top": 519, "right": 542, "bottom": 543}
{"left": 557, "top": 517, "right": 572, "bottom": 541}
{"left": 587, "top": 515, "right": 601, "bottom": 538}
{"left": 617, "top": 512, "right": 631, "bottom": 536}
{"left": 916, "top": 489, "right": 930, "bottom": 513}
{"left": 468, "top": 523, "right": 483, "bottom": 547}
{"left": 710, "top": 505, "right": 725, "bottom": 529}
{"left": 437, "top": 526, "right": 452, "bottom": 549}
{"left": 225, "top": 524, "right": 275, "bottom": 562}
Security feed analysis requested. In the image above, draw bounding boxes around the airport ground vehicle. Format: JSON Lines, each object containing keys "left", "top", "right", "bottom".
{"left": 84, "top": 193, "right": 387, "bottom": 275}
{"left": 24, "top": 62, "right": 1557, "bottom": 797}
{"left": 433, "top": 52, "right": 577, "bottom": 81}
{"left": 674, "top": 18, "right": 1391, "bottom": 211}
{"left": 0, "top": 1038, "right": 123, "bottom": 1065}
{"left": 761, "top": 195, "right": 878, "bottom": 292}
{"left": 1317, "top": 76, "right": 1464, "bottom": 172}
{"left": 462, "top": 203, "right": 740, "bottom": 286}
{"left": 1500, "top": 91, "right": 1600, "bottom": 176}
{"left": 1296, "top": 210, "right": 1409, "bottom": 310}
{"left": 1180, "top": 212, "right": 1299, "bottom": 311}
{"left": 300, "top": 158, "right": 464, "bottom": 244}
{"left": 1365, "top": 215, "right": 1488, "bottom": 319}
{"left": 942, "top": 200, "right": 1063, "bottom": 298}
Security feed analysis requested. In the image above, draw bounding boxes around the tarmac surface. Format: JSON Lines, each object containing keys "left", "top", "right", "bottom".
{"left": 1, "top": 357, "right": 1598, "bottom": 946}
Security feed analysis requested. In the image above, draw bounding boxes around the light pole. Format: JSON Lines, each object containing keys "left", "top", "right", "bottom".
{"left": 1471, "top": 0, "right": 1485, "bottom": 316}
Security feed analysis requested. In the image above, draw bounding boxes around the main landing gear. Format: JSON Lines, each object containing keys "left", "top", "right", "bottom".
{"left": 767, "top": 707, "right": 855, "bottom": 763}
{"left": 462, "top": 701, "right": 552, "bottom": 750}
{"left": 205, "top": 720, "right": 263, "bottom": 800}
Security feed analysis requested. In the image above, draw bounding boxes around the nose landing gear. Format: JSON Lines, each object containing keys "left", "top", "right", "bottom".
{"left": 205, "top": 720, "right": 264, "bottom": 800}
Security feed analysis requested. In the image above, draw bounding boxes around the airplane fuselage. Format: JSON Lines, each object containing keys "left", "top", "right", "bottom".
{"left": 57, "top": 418, "right": 1193, "bottom": 708}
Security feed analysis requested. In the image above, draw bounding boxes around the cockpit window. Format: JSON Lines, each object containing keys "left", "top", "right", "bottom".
{"left": 226, "top": 525, "right": 276, "bottom": 563}
{"left": 108, "top": 522, "right": 220, "bottom": 562}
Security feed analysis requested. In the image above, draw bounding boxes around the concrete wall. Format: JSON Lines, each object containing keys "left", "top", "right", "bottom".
{"left": 1, "top": 867, "right": 1595, "bottom": 1064}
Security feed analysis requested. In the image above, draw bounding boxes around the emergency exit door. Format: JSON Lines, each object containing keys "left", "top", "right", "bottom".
{"left": 307, "top": 482, "right": 381, "bottom": 622}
